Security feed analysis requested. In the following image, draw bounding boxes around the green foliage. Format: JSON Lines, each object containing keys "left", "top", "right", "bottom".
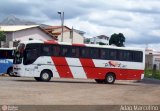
{"left": 145, "top": 69, "right": 160, "bottom": 79}
{"left": 109, "top": 33, "right": 125, "bottom": 47}
{"left": 0, "top": 30, "right": 6, "bottom": 41}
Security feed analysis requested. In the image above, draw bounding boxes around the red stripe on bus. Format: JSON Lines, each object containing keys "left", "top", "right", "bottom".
{"left": 44, "top": 40, "right": 58, "bottom": 44}
{"left": 79, "top": 58, "right": 97, "bottom": 78}
{"left": 51, "top": 57, "right": 73, "bottom": 78}
{"left": 72, "top": 44, "right": 86, "bottom": 47}
{"left": 79, "top": 59, "right": 144, "bottom": 80}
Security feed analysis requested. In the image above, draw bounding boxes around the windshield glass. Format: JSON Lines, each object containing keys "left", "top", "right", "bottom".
{"left": 23, "top": 44, "right": 40, "bottom": 65}
{"left": 13, "top": 44, "right": 25, "bottom": 64}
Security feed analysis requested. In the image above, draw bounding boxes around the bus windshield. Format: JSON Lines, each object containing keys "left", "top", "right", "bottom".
{"left": 23, "top": 44, "right": 40, "bottom": 65}
{"left": 14, "top": 44, "right": 25, "bottom": 64}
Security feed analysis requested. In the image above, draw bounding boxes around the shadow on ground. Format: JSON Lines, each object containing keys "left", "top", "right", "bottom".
{"left": 12, "top": 78, "right": 139, "bottom": 86}
{"left": 134, "top": 77, "right": 160, "bottom": 85}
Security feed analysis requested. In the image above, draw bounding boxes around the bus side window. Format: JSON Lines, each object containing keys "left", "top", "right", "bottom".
{"left": 132, "top": 51, "right": 143, "bottom": 62}
{"left": 52, "top": 45, "right": 60, "bottom": 56}
{"left": 0, "top": 50, "right": 13, "bottom": 59}
{"left": 60, "top": 46, "right": 70, "bottom": 57}
{"left": 71, "top": 47, "right": 80, "bottom": 58}
{"left": 108, "top": 49, "right": 117, "bottom": 60}
{"left": 41, "top": 45, "right": 51, "bottom": 56}
{"left": 100, "top": 49, "right": 106, "bottom": 59}
{"left": 119, "top": 50, "right": 132, "bottom": 61}
{"left": 90, "top": 48, "right": 99, "bottom": 59}
{"left": 0, "top": 50, "right": 4, "bottom": 59}
{"left": 80, "top": 47, "right": 90, "bottom": 58}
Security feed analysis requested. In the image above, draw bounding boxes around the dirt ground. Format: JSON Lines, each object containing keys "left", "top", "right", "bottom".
{"left": 0, "top": 77, "right": 160, "bottom": 105}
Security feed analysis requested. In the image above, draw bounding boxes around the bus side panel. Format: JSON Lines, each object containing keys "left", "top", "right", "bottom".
{"left": 125, "top": 69, "right": 144, "bottom": 80}
{"left": 79, "top": 58, "right": 97, "bottom": 78}
{"left": 92, "top": 68, "right": 143, "bottom": 80}
{"left": 0, "top": 59, "right": 13, "bottom": 74}
{"left": 51, "top": 57, "right": 73, "bottom": 78}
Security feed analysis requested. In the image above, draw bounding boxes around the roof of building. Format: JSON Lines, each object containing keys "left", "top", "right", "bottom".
{"left": 0, "top": 25, "right": 57, "bottom": 40}
{"left": 45, "top": 25, "right": 85, "bottom": 37}
{"left": 45, "top": 26, "right": 70, "bottom": 30}
{"left": 0, "top": 25, "right": 39, "bottom": 32}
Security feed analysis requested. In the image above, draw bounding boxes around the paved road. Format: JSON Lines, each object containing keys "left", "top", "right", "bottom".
{"left": 0, "top": 77, "right": 160, "bottom": 105}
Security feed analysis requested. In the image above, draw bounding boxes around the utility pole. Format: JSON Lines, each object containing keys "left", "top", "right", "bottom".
{"left": 58, "top": 11, "right": 64, "bottom": 42}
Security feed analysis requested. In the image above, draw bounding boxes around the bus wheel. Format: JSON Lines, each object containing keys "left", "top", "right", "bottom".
{"left": 95, "top": 79, "right": 104, "bottom": 84}
{"left": 105, "top": 73, "right": 116, "bottom": 84}
{"left": 40, "top": 70, "right": 52, "bottom": 82}
{"left": 7, "top": 67, "right": 14, "bottom": 76}
{"left": 34, "top": 77, "right": 41, "bottom": 81}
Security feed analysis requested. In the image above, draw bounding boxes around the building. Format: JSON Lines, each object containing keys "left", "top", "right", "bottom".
{"left": 145, "top": 49, "right": 160, "bottom": 70}
{"left": 0, "top": 25, "right": 57, "bottom": 47}
{"left": 87, "top": 35, "right": 109, "bottom": 45}
{"left": 44, "top": 26, "right": 85, "bottom": 44}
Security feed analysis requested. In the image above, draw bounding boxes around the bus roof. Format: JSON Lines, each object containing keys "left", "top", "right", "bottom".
{"left": 19, "top": 40, "right": 144, "bottom": 52}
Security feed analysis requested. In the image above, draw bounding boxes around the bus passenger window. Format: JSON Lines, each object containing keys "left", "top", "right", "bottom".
{"left": 108, "top": 49, "right": 117, "bottom": 60}
{"left": 62, "top": 48, "right": 68, "bottom": 56}
{"left": 100, "top": 49, "right": 106, "bottom": 59}
{"left": 81, "top": 48, "right": 90, "bottom": 58}
{"left": 52, "top": 46, "right": 60, "bottom": 56}
{"left": 90, "top": 48, "right": 99, "bottom": 59}
{"left": 71, "top": 47, "right": 79, "bottom": 58}
{"left": 61, "top": 46, "right": 71, "bottom": 57}
{"left": 42, "top": 46, "right": 50, "bottom": 56}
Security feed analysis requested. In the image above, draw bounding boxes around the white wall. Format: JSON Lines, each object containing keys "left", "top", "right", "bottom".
{"left": 153, "top": 55, "right": 160, "bottom": 70}
{"left": 90, "top": 37, "right": 109, "bottom": 45}
{"left": 13, "top": 27, "right": 53, "bottom": 41}
{"left": 57, "top": 31, "right": 84, "bottom": 44}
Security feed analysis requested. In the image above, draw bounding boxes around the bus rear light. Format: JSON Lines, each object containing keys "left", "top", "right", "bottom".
{"left": 141, "top": 74, "right": 144, "bottom": 80}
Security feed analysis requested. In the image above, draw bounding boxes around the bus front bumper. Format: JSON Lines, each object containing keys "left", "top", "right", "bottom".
{"left": 13, "top": 67, "right": 22, "bottom": 77}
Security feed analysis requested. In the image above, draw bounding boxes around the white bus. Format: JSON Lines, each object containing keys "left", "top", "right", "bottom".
{"left": 13, "top": 40, "right": 145, "bottom": 84}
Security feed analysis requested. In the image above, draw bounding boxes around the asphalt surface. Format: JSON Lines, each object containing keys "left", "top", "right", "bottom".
{"left": 0, "top": 77, "right": 160, "bottom": 105}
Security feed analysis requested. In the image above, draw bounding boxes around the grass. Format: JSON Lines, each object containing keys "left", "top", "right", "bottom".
{"left": 144, "top": 69, "right": 160, "bottom": 79}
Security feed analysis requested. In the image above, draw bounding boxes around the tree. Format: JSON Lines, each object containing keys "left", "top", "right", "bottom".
{"left": 109, "top": 33, "right": 125, "bottom": 47}
{"left": 0, "top": 30, "right": 6, "bottom": 41}
{"left": 0, "top": 30, "right": 6, "bottom": 47}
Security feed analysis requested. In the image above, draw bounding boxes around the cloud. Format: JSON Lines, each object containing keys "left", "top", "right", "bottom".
{"left": 1, "top": 0, "right": 160, "bottom": 50}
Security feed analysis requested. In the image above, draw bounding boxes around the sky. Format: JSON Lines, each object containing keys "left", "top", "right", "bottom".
{"left": 0, "top": 0, "right": 160, "bottom": 50}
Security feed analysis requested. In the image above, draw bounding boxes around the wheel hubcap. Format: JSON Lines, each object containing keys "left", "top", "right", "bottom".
{"left": 42, "top": 73, "right": 49, "bottom": 80}
{"left": 108, "top": 76, "right": 113, "bottom": 82}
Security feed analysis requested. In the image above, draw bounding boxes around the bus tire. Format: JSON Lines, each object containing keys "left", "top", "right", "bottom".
{"left": 105, "top": 73, "right": 116, "bottom": 84}
{"left": 34, "top": 77, "right": 41, "bottom": 81}
{"left": 95, "top": 79, "right": 104, "bottom": 84}
{"left": 40, "top": 70, "right": 52, "bottom": 82}
{"left": 7, "top": 67, "right": 14, "bottom": 76}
